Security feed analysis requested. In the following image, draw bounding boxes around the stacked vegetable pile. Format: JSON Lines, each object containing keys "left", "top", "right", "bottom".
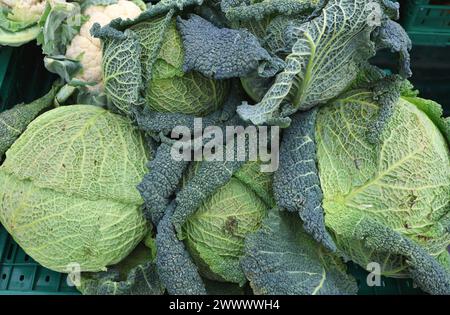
{"left": 0, "top": 0, "right": 449, "bottom": 295}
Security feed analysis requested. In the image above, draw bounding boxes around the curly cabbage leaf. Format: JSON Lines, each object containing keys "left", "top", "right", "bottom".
{"left": 372, "top": 19, "right": 412, "bottom": 78}
{"left": 0, "top": 83, "right": 60, "bottom": 159}
{"left": 77, "top": 243, "right": 164, "bottom": 295}
{"left": 0, "top": 105, "right": 149, "bottom": 273}
{"left": 137, "top": 143, "right": 190, "bottom": 225}
{"left": 156, "top": 203, "right": 207, "bottom": 295}
{"left": 241, "top": 209, "right": 357, "bottom": 295}
{"left": 315, "top": 89, "right": 450, "bottom": 294}
{"left": 176, "top": 14, "right": 274, "bottom": 79}
{"left": 220, "top": 0, "right": 321, "bottom": 22}
{"left": 98, "top": 27, "right": 145, "bottom": 113}
{"left": 237, "top": 0, "right": 411, "bottom": 126}
{"left": 273, "top": 109, "right": 336, "bottom": 251}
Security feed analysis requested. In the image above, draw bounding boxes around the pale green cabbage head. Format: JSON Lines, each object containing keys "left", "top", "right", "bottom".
{"left": 0, "top": 105, "right": 150, "bottom": 273}
{"left": 132, "top": 18, "right": 228, "bottom": 116}
{"left": 181, "top": 162, "right": 273, "bottom": 285}
{"left": 98, "top": 15, "right": 229, "bottom": 116}
{"left": 316, "top": 94, "right": 450, "bottom": 277}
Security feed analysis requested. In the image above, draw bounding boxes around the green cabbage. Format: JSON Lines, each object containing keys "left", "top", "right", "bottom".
{"left": 181, "top": 162, "right": 272, "bottom": 285}
{"left": 93, "top": 10, "right": 229, "bottom": 116}
{"left": 316, "top": 92, "right": 450, "bottom": 278}
{"left": 0, "top": 105, "right": 150, "bottom": 273}
{"left": 273, "top": 77, "right": 450, "bottom": 294}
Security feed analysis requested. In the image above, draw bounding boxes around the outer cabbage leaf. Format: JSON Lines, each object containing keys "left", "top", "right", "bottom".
{"left": 176, "top": 14, "right": 274, "bottom": 79}
{"left": 316, "top": 89, "right": 450, "bottom": 294}
{"left": 241, "top": 209, "right": 357, "bottom": 295}
{"left": 236, "top": 0, "right": 411, "bottom": 126}
{"left": 100, "top": 0, "right": 205, "bottom": 31}
{"left": 0, "top": 83, "right": 60, "bottom": 159}
{"left": 95, "top": 27, "right": 145, "bottom": 113}
{"left": 156, "top": 203, "right": 207, "bottom": 295}
{"left": 372, "top": 19, "right": 412, "bottom": 78}
{"left": 129, "top": 13, "right": 176, "bottom": 82}
{"left": 37, "top": 0, "right": 86, "bottom": 56}
{"left": 137, "top": 142, "right": 190, "bottom": 225}
{"left": 273, "top": 109, "right": 335, "bottom": 251}
{"left": 220, "top": 0, "right": 321, "bottom": 22}
{"left": 77, "top": 243, "right": 164, "bottom": 295}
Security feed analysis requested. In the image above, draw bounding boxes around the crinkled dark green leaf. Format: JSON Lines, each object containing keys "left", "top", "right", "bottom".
{"left": 220, "top": 0, "right": 321, "bottom": 22}
{"left": 156, "top": 203, "right": 207, "bottom": 295}
{"left": 373, "top": 20, "right": 412, "bottom": 78}
{"left": 137, "top": 143, "right": 190, "bottom": 225}
{"left": 241, "top": 209, "right": 357, "bottom": 295}
{"left": 176, "top": 14, "right": 274, "bottom": 79}
{"left": 273, "top": 109, "right": 336, "bottom": 251}
{"left": 77, "top": 243, "right": 165, "bottom": 295}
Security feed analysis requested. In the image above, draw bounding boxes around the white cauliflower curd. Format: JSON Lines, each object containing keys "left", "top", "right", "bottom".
{"left": 65, "top": 0, "right": 143, "bottom": 91}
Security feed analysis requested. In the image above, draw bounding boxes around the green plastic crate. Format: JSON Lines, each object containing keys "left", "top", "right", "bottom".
{"left": 0, "top": 226, "right": 79, "bottom": 295}
{"left": 402, "top": 0, "right": 450, "bottom": 46}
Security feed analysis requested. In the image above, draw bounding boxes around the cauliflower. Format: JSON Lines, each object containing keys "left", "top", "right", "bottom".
{"left": 0, "top": 0, "right": 46, "bottom": 21}
{"left": 65, "top": 0, "right": 143, "bottom": 91}
{"left": 0, "top": 0, "right": 49, "bottom": 46}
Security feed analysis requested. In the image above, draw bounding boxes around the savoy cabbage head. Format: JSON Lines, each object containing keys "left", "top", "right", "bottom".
{"left": 181, "top": 161, "right": 273, "bottom": 285}
{"left": 0, "top": 105, "right": 150, "bottom": 273}
{"left": 273, "top": 76, "right": 450, "bottom": 295}
{"left": 91, "top": 4, "right": 230, "bottom": 116}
